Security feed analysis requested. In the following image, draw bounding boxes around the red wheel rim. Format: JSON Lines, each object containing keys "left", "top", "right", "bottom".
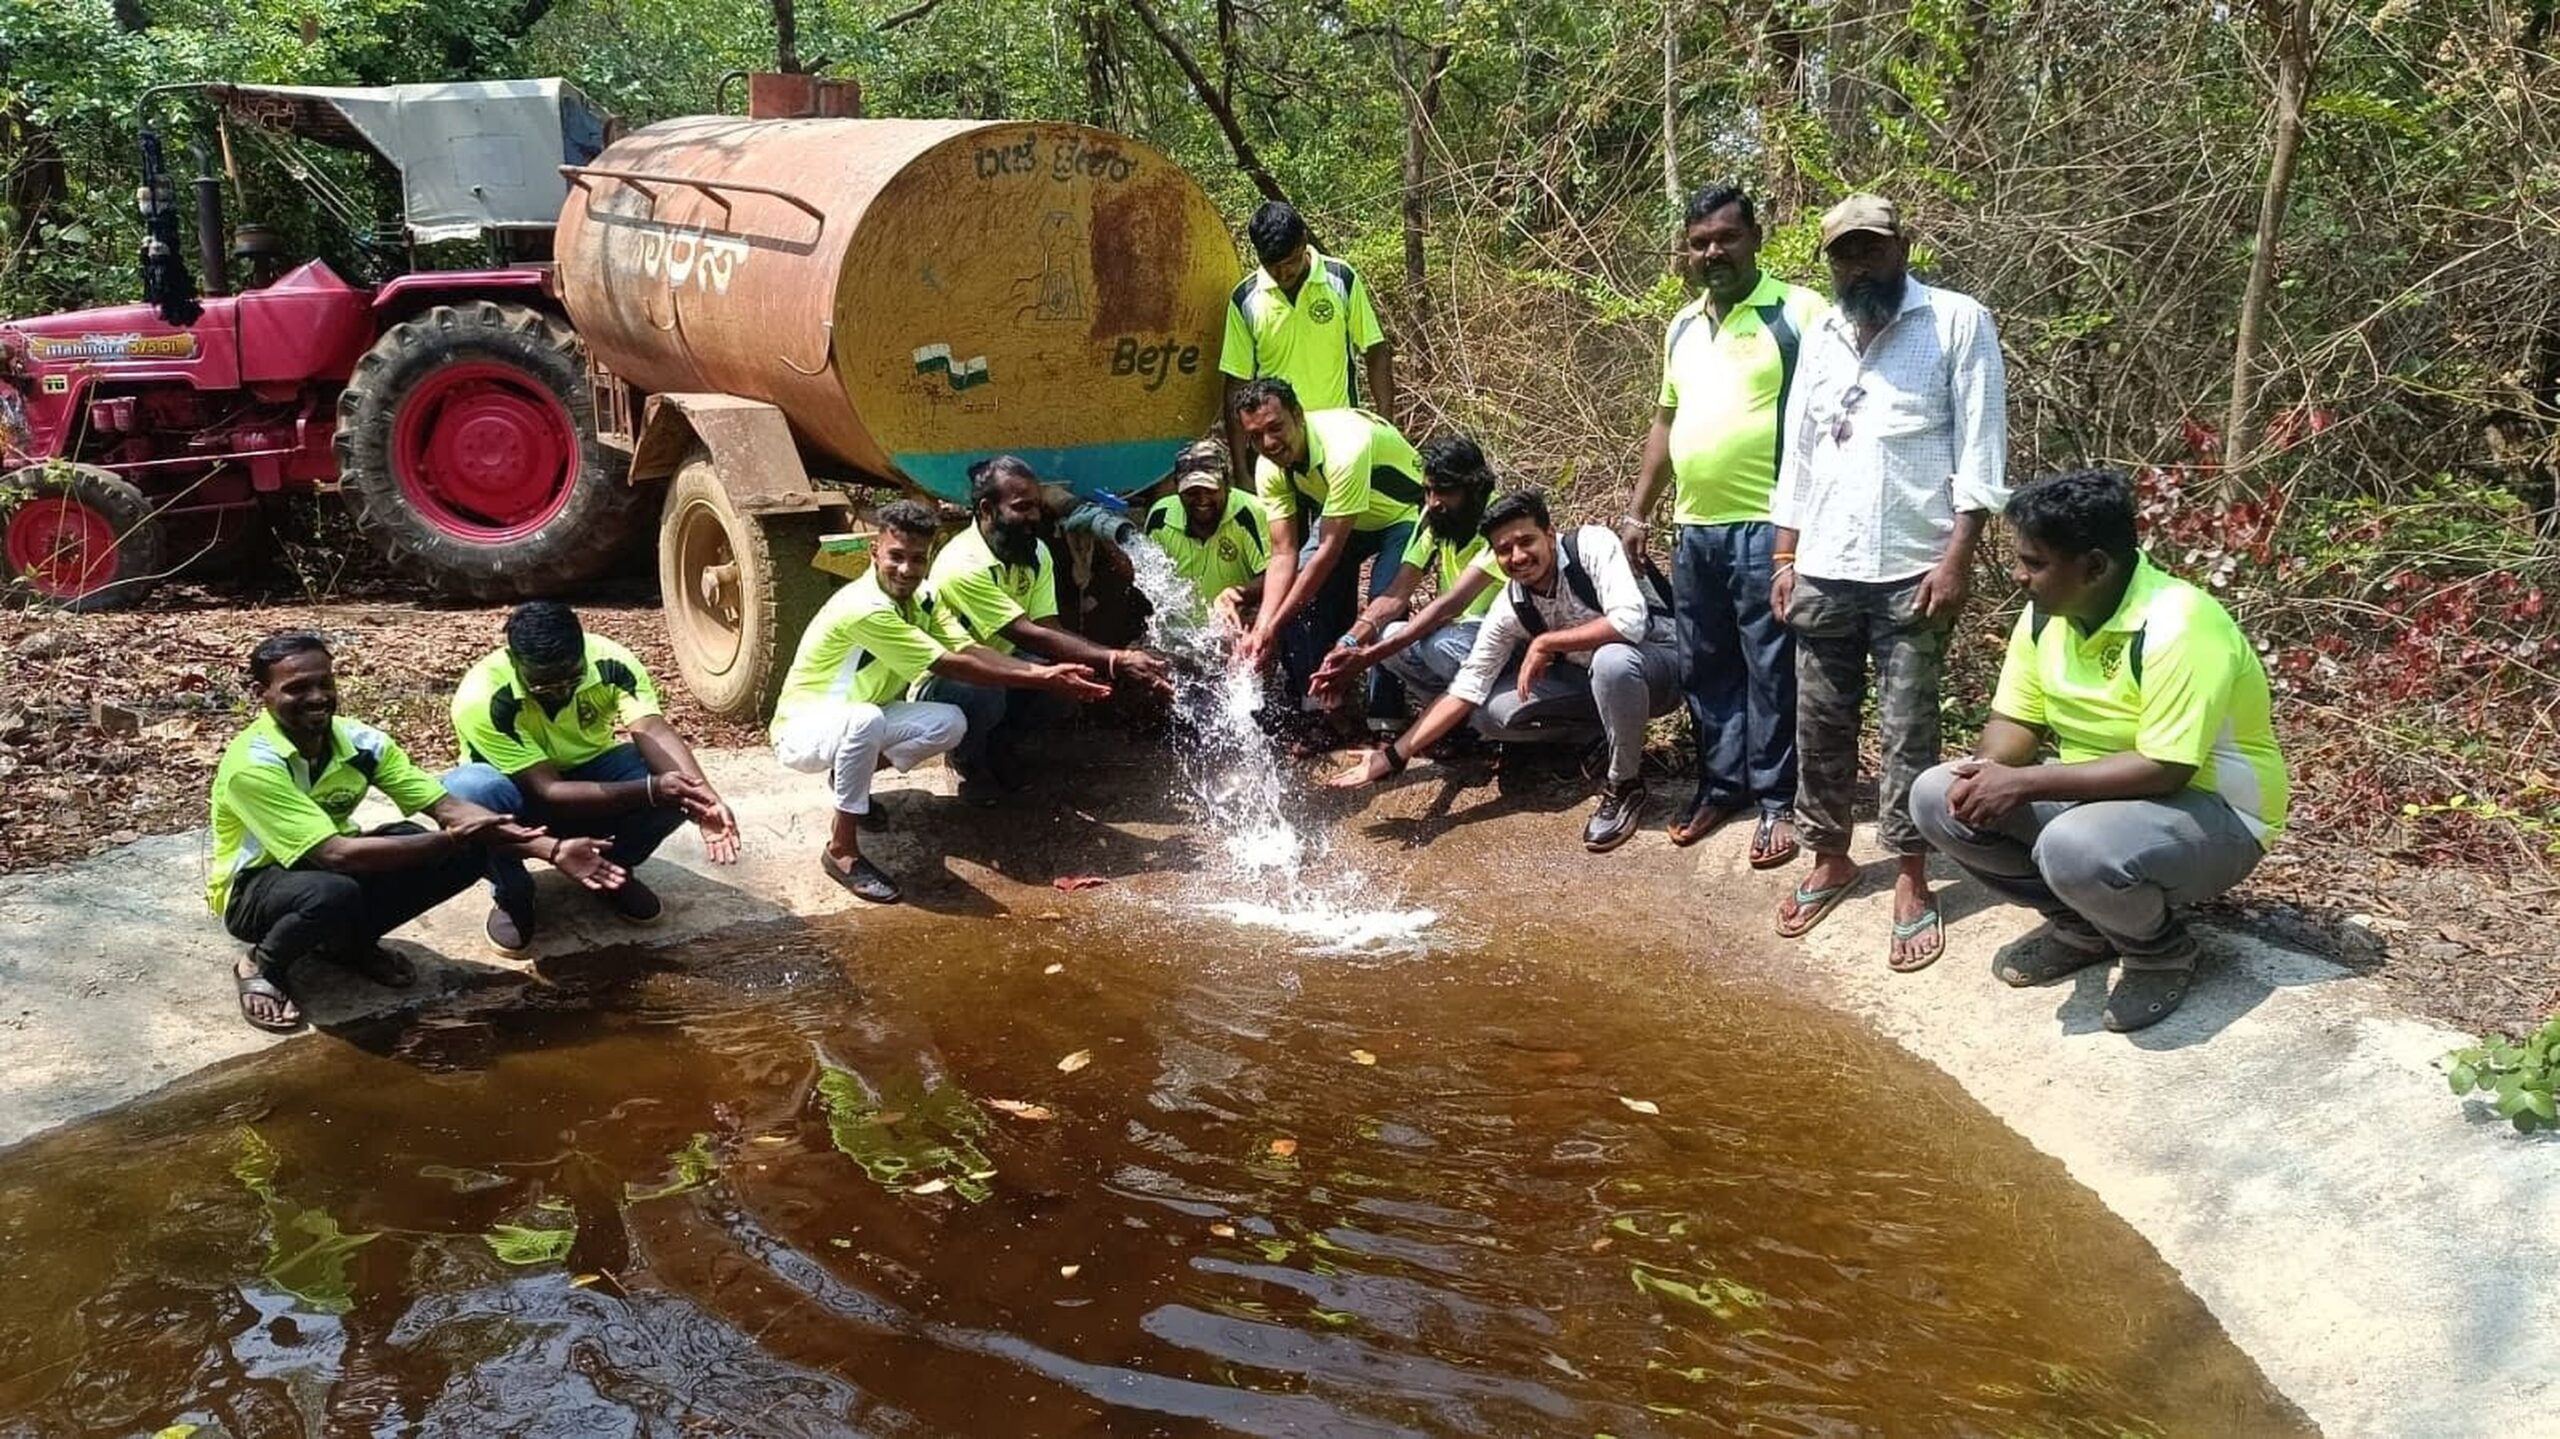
{"left": 5, "top": 495, "right": 117, "bottom": 599}
{"left": 389, "top": 362, "right": 578, "bottom": 542}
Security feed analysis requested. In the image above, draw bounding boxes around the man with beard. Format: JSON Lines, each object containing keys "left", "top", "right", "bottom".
{"left": 1310, "top": 434, "right": 1504, "bottom": 720}
{"left": 1230, "top": 378, "right": 1424, "bottom": 732}
{"left": 1769, "top": 193, "right": 2009, "bottom": 971}
{"left": 210, "top": 632, "right": 624, "bottom": 1032}
{"left": 1143, "top": 437, "right": 1271, "bottom": 631}
{"left": 1220, "top": 201, "right": 1396, "bottom": 472}
{"left": 919, "top": 455, "right": 1172, "bottom": 801}
{"left": 776, "top": 500, "right": 1115, "bottom": 903}
{"left": 1618, "top": 184, "right": 1828, "bottom": 862}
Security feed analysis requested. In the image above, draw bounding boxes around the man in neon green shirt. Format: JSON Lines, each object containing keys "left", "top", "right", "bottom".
{"left": 210, "top": 632, "right": 623, "bottom": 1032}
{"left": 1142, "top": 437, "right": 1270, "bottom": 632}
{"left": 1312, "top": 434, "right": 1505, "bottom": 720}
{"left": 920, "top": 455, "right": 1171, "bottom": 798}
{"left": 444, "top": 603, "right": 742, "bottom": 956}
{"left": 1620, "top": 185, "right": 1829, "bottom": 861}
{"left": 1231, "top": 378, "right": 1424, "bottom": 722}
{"left": 776, "top": 500, "right": 1113, "bottom": 903}
{"left": 1912, "top": 470, "right": 2290, "bottom": 1033}
{"left": 1219, "top": 201, "right": 1394, "bottom": 472}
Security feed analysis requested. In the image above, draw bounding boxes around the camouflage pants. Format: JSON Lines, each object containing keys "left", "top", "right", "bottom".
{"left": 1789, "top": 573, "right": 1948, "bottom": 856}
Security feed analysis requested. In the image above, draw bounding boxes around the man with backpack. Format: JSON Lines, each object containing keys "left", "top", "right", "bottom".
{"left": 1619, "top": 184, "right": 1830, "bottom": 864}
{"left": 1328, "top": 490, "right": 1682, "bottom": 852}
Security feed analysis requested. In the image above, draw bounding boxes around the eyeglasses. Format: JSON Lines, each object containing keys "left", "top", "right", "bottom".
{"left": 1830, "top": 384, "right": 1868, "bottom": 444}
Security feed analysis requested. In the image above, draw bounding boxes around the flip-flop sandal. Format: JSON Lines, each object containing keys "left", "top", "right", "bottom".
{"left": 1668, "top": 796, "right": 1743, "bottom": 848}
{"left": 1887, "top": 907, "right": 1946, "bottom": 972}
{"left": 1774, "top": 877, "right": 1856, "bottom": 939}
{"left": 344, "top": 944, "right": 417, "bottom": 989}
{"left": 235, "top": 964, "right": 304, "bottom": 1033}
{"left": 821, "top": 848, "right": 902, "bottom": 905}
{"left": 1746, "top": 811, "right": 1800, "bottom": 869}
{"left": 1995, "top": 926, "right": 2113, "bottom": 987}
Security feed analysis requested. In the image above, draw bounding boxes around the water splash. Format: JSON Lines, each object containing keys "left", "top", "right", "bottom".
{"left": 1126, "top": 536, "right": 1436, "bottom": 951}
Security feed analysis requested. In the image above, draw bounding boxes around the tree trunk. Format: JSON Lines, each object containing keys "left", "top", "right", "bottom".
{"left": 1079, "top": 0, "right": 1115, "bottom": 127}
{"left": 2224, "top": 0, "right": 2318, "bottom": 485}
{"left": 1660, "top": 0, "right": 1681, "bottom": 208}
{"left": 1124, "top": 0, "right": 1304, "bottom": 217}
{"left": 773, "top": 0, "right": 800, "bottom": 72}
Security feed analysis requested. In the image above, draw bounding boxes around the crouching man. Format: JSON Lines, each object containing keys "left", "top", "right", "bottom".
{"left": 443, "top": 602, "right": 742, "bottom": 957}
{"left": 1328, "top": 490, "right": 1681, "bottom": 851}
{"left": 212, "top": 632, "right": 624, "bottom": 1032}
{"left": 1911, "top": 470, "right": 2289, "bottom": 1033}
{"left": 776, "top": 500, "right": 1114, "bottom": 904}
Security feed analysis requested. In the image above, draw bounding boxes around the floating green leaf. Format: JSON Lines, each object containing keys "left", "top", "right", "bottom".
{"left": 232, "top": 1128, "right": 378, "bottom": 1315}
{"left": 817, "top": 1065, "right": 997, "bottom": 1203}
{"left": 624, "top": 1133, "right": 719, "bottom": 1202}
{"left": 1629, "top": 1260, "right": 1766, "bottom": 1322}
{"left": 485, "top": 1220, "right": 578, "bottom": 1266}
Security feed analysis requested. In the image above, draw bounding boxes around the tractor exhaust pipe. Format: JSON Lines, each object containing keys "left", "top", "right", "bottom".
{"left": 190, "top": 140, "right": 228, "bottom": 296}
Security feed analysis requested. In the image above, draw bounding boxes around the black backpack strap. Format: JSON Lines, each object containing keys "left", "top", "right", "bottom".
{"left": 1559, "top": 528, "right": 1603, "bottom": 616}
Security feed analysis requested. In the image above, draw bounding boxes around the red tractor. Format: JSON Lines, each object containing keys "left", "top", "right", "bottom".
{"left": 0, "top": 80, "right": 641, "bottom": 609}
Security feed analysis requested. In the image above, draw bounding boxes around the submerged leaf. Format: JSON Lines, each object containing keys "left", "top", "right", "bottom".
{"left": 624, "top": 1133, "right": 719, "bottom": 1203}
{"left": 1057, "top": 1050, "right": 1094, "bottom": 1074}
{"left": 1618, "top": 1097, "right": 1661, "bottom": 1116}
{"left": 485, "top": 1221, "right": 577, "bottom": 1266}
{"left": 985, "top": 1099, "right": 1056, "bottom": 1120}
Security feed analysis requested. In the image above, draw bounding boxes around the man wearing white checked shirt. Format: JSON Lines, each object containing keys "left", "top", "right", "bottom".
{"left": 1768, "top": 193, "right": 2009, "bottom": 972}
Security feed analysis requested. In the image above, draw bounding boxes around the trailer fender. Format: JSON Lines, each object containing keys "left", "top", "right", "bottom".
{"left": 629, "top": 393, "right": 842, "bottom": 515}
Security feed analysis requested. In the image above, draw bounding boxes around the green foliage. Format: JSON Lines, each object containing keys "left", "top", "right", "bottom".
{"left": 623, "top": 1131, "right": 719, "bottom": 1202}
{"left": 2447, "top": 1016, "right": 2560, "bottom": 1134}
{"left": 484, "top": 1198, "right": 580, "bottom": 1265}
{"left": 816, "top": 1064, "right": 999, "bottom": 1202}
{"left": 231, "top": 1127, "right": 379, "bottom": 1313}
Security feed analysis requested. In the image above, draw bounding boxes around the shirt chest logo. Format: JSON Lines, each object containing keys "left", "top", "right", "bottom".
{"left": 1216, "top": 537, "right": 1240, "bottom": 563}
{"left": 2096, "top": 636, "right": 2133, "bottom": 682}
{"left": 577, "top": 696, "right": 604, "bottom": 728}
{"left": 1306, "top": 294, "right": 1336, "bottom": 324}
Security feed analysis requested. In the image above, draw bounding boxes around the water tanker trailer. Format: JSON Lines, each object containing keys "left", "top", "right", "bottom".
{"left": 555, "top": 105, "right": 1236, "bottom": 718}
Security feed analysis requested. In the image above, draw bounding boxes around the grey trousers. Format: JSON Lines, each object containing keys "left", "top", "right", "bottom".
{"left": 1471, "top": 633, "right": 1682, "bottom": 786}
{"left": 1378, "top": 619, "right": 1480, "bottom": 703}
{"left": 1910, "top": 761, "right": 2267, "bottom": 964}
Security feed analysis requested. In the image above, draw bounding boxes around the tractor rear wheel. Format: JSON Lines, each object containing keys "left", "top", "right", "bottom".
{"left": 335, "top": 301, "right": 641, "bottom": 599}
{"left": 658, "top": 454, "right": 835, "bottom": 722}
{"left": 1, "top": 463, "right": 167, "bottom": 612}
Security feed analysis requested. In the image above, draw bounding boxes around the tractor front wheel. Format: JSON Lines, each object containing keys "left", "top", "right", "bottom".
{"left": 657, "top": 455, "right": 834, "bottom": 722}
{"left": 335, "top": 301, "right": 642, "bottom": 599}
{"left": 1, "top": 463, "right": 167, "bottom": 612}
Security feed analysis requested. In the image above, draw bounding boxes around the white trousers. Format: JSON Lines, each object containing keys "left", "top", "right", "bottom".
{"left": 773, "top": 700, "right": 967, "bottom": 815}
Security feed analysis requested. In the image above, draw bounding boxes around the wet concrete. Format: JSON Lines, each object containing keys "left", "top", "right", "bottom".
{"left": 0, "top": 740, "right": 2553, "bottom": 1434}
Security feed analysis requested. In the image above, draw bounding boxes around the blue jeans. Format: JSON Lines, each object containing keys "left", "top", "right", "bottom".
{"left": 1674, "top": 521, "right": 1796, "bottom": 815}
{"left": 1278, "top": 518, "right": 1416, "bottom": 710}
{"left": 439, "top": 743, "right": 687, "bottom": 907}
{"left": 1378, "top": 618, "right": 1480, "bottom": 706}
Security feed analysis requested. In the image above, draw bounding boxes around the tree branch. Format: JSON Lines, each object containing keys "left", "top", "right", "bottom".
{"left": 1124, "top": 0, "right": 1303, "bottom": 216}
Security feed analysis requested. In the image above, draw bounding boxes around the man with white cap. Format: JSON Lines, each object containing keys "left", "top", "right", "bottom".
{"left": 1142, "top": 437, "right": 1271, "bottom": 632}
{"left": 1768, "top": 192, "right": 2009, "bottom": 972}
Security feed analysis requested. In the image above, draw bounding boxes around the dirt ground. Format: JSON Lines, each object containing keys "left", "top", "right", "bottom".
{"left": 2, "top": 585, "right": 2554, "bottom": 1038}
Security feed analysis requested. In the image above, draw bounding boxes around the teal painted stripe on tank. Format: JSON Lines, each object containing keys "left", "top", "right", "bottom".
{"left": 893, "top": 438, "right": 1187, "bottom": 504}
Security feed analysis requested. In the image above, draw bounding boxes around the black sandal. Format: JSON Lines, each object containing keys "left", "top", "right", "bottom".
{"left": 1747, "top": 810, "right": 1800, "bottom": 869}
{"left": 821, "top": 848, "right": 902, "bottom": 905}
{"left": 235, "top": 959, "right": 304, "bottom": 1033}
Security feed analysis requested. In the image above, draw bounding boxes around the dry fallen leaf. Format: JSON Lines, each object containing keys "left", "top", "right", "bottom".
{"left": 751, "top": 1134, "right": 791, "bottom": 1147}
{"left": 986, "top": 1099, "right": 1057, "bottom": 1121}
{"left": 1349, "top": 1049, "right": 1378, "bottom": 1066}
{"left": 570, "top": 1273, "right": 603, "bottom": 1288}
{"left": 1268, "top": 1137, "right": 1299, "bottom": 1158}
{"left": 1057, "top": 1049, "right": 1093, "bottom": 1074}
{"left": 872, "top": 1110, "right": 906, "bottom": 1127}
{"left": 1589, "top": 1236, "right": 1615, "bottom": 1253}
{"left": 1210, "top": 1223, "right": 1237, "bottom": 1238}
{"left": 1059, "top": 1264, "right": 1081, "bottom": 1278}
{"left": 1043, "top": 962, "right": 1065, "bottom": 974}
{"left": 909, "top": 1178, "right": 950, "bottom": 1195}
{"left": 1618, "top": 1097, "right": 1661, "bottom": 1116}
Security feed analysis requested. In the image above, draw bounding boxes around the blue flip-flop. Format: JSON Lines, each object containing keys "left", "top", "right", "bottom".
{"left": 1775, "top": 877, "right": 1856, "bottom": 939}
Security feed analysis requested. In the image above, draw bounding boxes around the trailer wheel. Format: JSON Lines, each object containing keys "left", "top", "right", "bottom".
{"left": 1, "top": 463, "right": 167, "bottom": 612}
{"left": 335, "top": 301, "right": 641, "bottom": 598}
{"left": 658, "top": 454, "right": 834, "bottom": 721}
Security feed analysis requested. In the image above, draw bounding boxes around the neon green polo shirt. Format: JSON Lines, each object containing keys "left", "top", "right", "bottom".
{"left": 1400, "top": 526, "right": 1502, "bottom": 620}
{"left": 924, "top": 521, "right": 1058, "bottom": 656}
{"left": 206, "top": 711, "right": 447, "bottom": 915}
{"left": 772, "top": 570, "right": 951, "bottom": 737}
{"left": 1991, "top": 554, "right": 2290, "bottom": 845}
{"left": 452, "top": 634, "right": 662, "bottom": 775}
{"left": 1218, "top": 250, "right": 1386, "bottom": 412}
{"left": 1254, "top": 408, "right": 1425, "bottom": 535}
{"left": 1144, "top": 489, "right": 1270, "bottom": 601}
{"left": 1659, "top": 272, "right": 1829, "bottom": 526}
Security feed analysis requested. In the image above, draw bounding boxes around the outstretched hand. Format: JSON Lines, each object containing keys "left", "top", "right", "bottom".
{"left": 448, "top": 811, "right": 543, "bottom": 848}
{"left": 1326, "top": 748, "right": 1393, "bottom": 790}
{"left": 1040, "top": 663, "right": 1116, "bottom": 703}
{"left": 552, "top": 835, "right": 628, "bottom": 891}
{"left": 693, "top": 797, "right": 742, "bottom": 864}
{"left": 1113, "top": 648, "right": 1175, "bottom": 697}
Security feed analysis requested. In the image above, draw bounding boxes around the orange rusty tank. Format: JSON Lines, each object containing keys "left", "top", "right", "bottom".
{"left": 555, "top": 116, "right": 1236, "bottom": 502}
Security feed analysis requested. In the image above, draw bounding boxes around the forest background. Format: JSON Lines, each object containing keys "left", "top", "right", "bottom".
{"left": 3, "top": 0, "right": 2558, "bottom": 1026}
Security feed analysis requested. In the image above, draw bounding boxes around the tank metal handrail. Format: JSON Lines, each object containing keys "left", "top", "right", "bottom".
{"left": 558, "top": 164, "right": 828, "bottom": 231}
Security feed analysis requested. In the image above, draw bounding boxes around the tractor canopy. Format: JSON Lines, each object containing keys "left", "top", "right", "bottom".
{"left": 203, "top": 79, "right": 608, "bottom": 243}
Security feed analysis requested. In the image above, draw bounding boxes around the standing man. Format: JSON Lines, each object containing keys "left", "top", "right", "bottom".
{"left": 1313, "top": 434, "right": 1504, "bottom": 717}
{"left": 445, "top": 602, "right": 743, "bottom": 956}
{"left": 1771, "top": 193, "right": 2009, "bottom": 971}
{"left": 1912, "top": 471, "right": 2288, "bottom": 1032}
{"left": 1620, "top": 184, "right": 1828, "bottom": 863}
{"left": 1143, "top": 437, "right": 1271, "bottom": 633}
{"left": 212, "top": 632, "right": 623, "bottom": 1032}
{"left": 775, "top": 500, "right": 1114, "bottom": 904}
{"left": 919, "top": 454, "right": 1171, "bottom": 800}
{"left": 1328, "top": 490, "right": 1681, "bottom": 852}
{"left": 1220, "top": 200, "right": 1395, "bottom": 470}
{"left": 1229, "top": 379, "right": 1424, "bottom": 725}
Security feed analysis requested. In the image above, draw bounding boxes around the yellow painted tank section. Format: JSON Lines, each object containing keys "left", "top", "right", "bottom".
{"left": 555, "top": 116, "right": 1237, "bottom": 502}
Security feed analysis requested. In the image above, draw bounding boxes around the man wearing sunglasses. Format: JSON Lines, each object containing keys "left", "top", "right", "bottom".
{"left": 1767, "top": 193, "right": 2009, "bottom": 972}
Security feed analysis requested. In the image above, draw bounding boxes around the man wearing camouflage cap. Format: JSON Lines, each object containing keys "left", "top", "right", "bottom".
{"left": 1142, "top": 437, "right": 1272, "bottom": 633}
{"left": 1769, "top": 193, "right": 2009, "bottom": 972}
